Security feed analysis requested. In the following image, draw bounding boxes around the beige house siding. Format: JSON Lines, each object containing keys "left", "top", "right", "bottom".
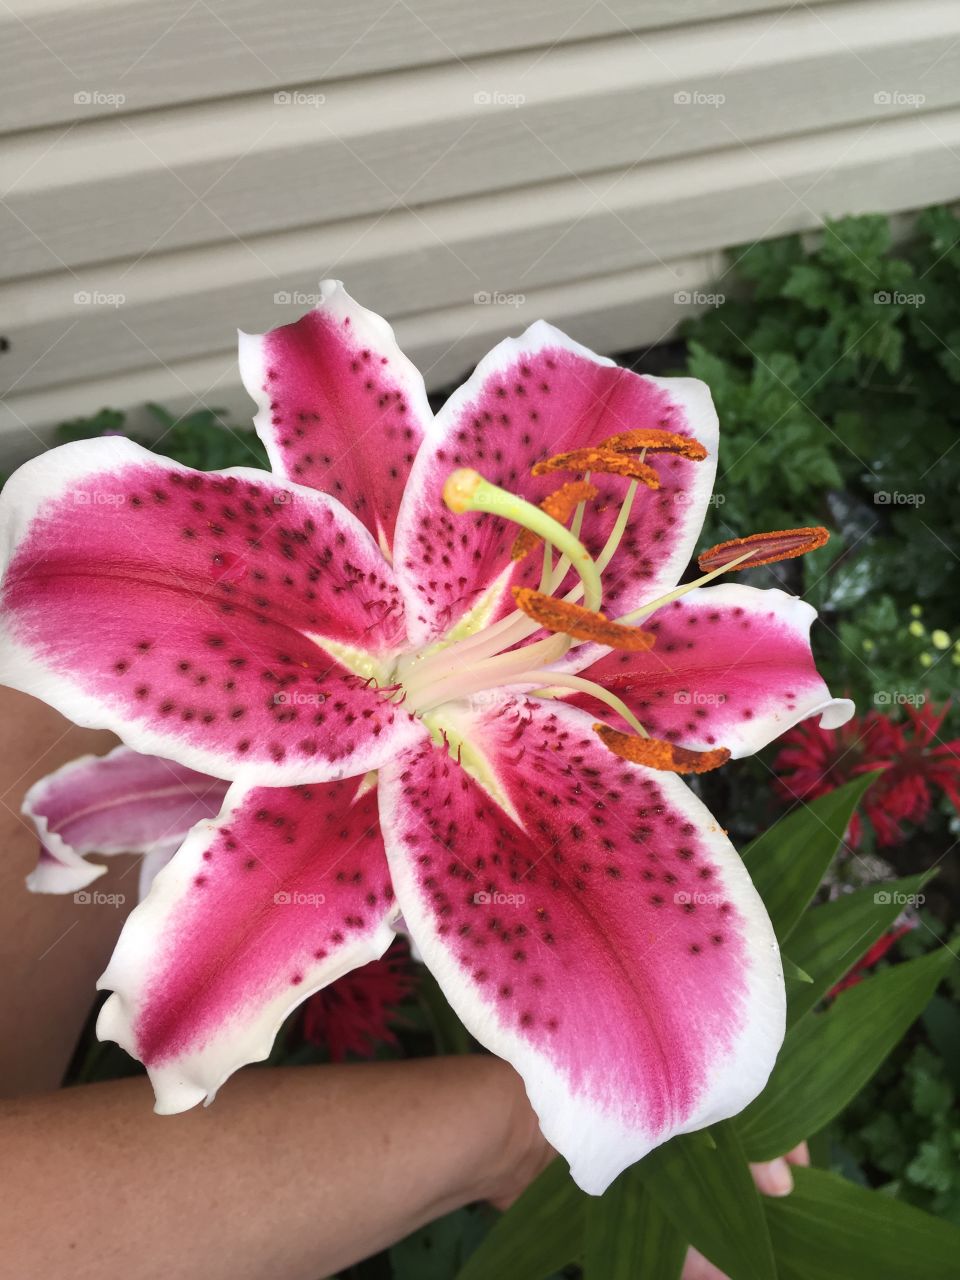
{"left": 2, "top": 0, "right": 959, "bottom": 461}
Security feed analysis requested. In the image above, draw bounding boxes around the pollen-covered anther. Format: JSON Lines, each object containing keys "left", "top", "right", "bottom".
{"left": 512, "top": 588, "right": 656, "bottom": 651}
{"left": 594, "top": 725, "right": 731, "bottom": 774}
{"left": 531, "top": 447, "right": 660, "bottom": 489}
{"left": 599, "top": 428, "right": 708, "bottom": 461}
{"left": 511, "top": 481, "right": 599, "bottom": 560}
{"left": 698, "top": 526, "right": 830, "bottom": 572}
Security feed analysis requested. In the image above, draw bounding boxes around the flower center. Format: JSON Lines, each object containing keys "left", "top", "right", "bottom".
{"left": 373, "top": 446, "right": 827, "bottom": 774}
{"left": 391, "top": 464, "right": 695, "bottom": 729}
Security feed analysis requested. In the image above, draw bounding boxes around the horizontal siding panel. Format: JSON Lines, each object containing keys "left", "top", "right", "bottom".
{"left": 0, "top": 0, "right": 831, "bottom": 131}
{"left": 2, "top": 0, "right": 958, "bottom": 277}
{"left": 4, "top": 107, "right": 960, "bottom": 398}
{"left": 0, "top": 255, "right": 725, "bottom": 465}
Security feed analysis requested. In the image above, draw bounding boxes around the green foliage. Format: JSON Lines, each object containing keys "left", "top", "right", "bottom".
{"left": 741, "top": 774, "right": 879, "bottom": 942}
{"left": 764, "top": 1166, "right": 960, "bottom": 1280}
{"left": 584, "top": 1166, "right": 685, "bottom": 1279}
{"left": 55, "top": 402, "right": 268, "bottom": 471}
{"left": 834, "top": 926, "right": 960, "bottom": 1225}
{"left": 679, "top": 209, "right": 960, "bottom": 627}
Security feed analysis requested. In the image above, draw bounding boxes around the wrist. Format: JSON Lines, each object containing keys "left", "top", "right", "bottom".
{"left": 467, "top": 1055, "right": 555, "bottom": 1209}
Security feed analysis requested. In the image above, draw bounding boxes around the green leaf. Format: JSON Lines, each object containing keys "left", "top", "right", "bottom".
{"left": 765, "top": 1166, "right": 960, "bottom": 1279}
{"left": 785, "top": 872, "right": 931, "bottom": 1025}
{"left": 391, "top": 1207, "right": 493, "bottom": 1280}
{"left": 781, "top": 955, "right": 813, "bottom": 986}
{"left": 738, "top": 947, "right": 955, "bottom": 1161}
{"left": 454, "top": 1159, "right": 583, "bottom": 1280}
{"left": 584, "top": 1166, "right": 686, "bottom": 1280}
{"left": 416, "top": 971, "right": 474, "bottom": 1055}
{"left": 637, "top": 1123, "right": 776, "bottom": 1280}
{"left": 742, "top": 775, "right": 879, "bottom": 943}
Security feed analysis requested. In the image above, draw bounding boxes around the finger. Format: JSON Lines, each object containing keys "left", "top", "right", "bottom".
{"left": 785, "top": 1141, "right": 810, "bottom": 1167}
{"left": 682, "top": 1245, "right": 730, "bottom": 1280}
{"left": 749, "top": 1156, "right": 794, "bottom": 1197}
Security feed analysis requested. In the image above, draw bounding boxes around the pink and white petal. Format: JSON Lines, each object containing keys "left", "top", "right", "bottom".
{"left": 239, "top": 280, "right": 433, "bottom": 553}
{"left": 97, "top": 775, "right": 397, "bottom": 1112}
{"left": 394, "top": 322, "right": 718, "bottom": 648}
{"left": 575, "top": 584, "right": 854, "bottom": 758}
{"left": 138, "top": 842, "right": 179, "bottom": 900}
{"left": 0, "top": 438, "right": 423, "bottom": 784}
{"left": 379, "top": 696, "right": 784, "bottom": 1194}
{"left": 22, "top": 745, "right": 229, "bottom": 895}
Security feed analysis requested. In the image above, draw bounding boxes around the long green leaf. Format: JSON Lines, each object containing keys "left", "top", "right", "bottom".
{"left": 785, "top": 871, "right": 931, "bottom": 1025}
{"left": 738, "top": 946, "right": 955, "bottom": 1161}
{"left": 584, "top": 1165, "right": 686, "bottom": 1280}
{"left": 765, "top": 1166, "right": 960, "bottom": 1279}
{"left": 637, "top": 1123, "right": 777, "bottom": 1280}
{"left": 454, "top": 1158, "right": 583, "bottom": 1280}
{"left": 742, "top": 774, "right": 878, "bottom": 943}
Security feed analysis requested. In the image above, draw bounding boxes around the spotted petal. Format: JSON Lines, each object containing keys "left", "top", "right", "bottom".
{"left": 23, "top": 745, "right": 228, "bottom": 894}
{"left": 0, "top": 438, "right": 423, "bottom": 784}
{"left": 98, "top": 776, "right": 396, "bottom": 1112}
{"left": 239, "top": 280, "right": 433, "bottom": 554}
{"left": 379, "top": 696, "right": 784, "bottom": 1194}
{"left": 394, "top": 322, "right": 718, "bottom": 647}
{"left": 574, "top": 584, "right": 854, "bottom": 757}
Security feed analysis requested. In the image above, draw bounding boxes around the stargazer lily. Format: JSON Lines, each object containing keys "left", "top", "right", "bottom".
{"left": 0, "top": 281, "right": 853, "bottom": 1194}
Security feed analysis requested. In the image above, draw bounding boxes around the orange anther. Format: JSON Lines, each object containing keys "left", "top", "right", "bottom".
{"left": 531, "top": 447, "right": 660, "bottom": 488}
{"left": 594, "top": 726, "right": 731, "bottom": 774}
{"left": 698, "top": 527, "right": 829, "bottom": 572}
{"left": 511, "top": 480, "right": 598, "bottom": 560}
{"left": 512, "top": 588, "right": 656, "bottom": 651}
{"left": 600, "top": 428, "right": 708, "bottom": 461}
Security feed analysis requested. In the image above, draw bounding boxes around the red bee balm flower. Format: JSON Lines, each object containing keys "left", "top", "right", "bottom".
{"left": 3, "top": 282, "right": 852, "bottom": 1193}
{"left": 775, "top": 700, "right": 960, "bottom": 847}
{"left": 300, "top": 941, "right": 415, "bottom": 1061}
{"left": 828, "top": 924, "right": 915, "bottom": 997}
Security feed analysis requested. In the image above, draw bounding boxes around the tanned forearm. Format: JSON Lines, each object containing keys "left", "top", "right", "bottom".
{"left": 0, "top": 1056, "right": 549, "bottom": 1280}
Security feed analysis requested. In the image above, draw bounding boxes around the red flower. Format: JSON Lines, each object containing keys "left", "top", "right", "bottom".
{"left": 299, "top": 940, "right": 416, "bottom": 1062}
{"left": 828, "top": 924, "right": 915, "bottom": 996}
{"left": 774, "top": 700, "right": 960, "bottom": 847}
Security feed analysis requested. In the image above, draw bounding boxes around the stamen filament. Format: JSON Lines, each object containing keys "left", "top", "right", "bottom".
{"left": 506, "top": 671, "right": 650, "bottom": 738}
{"left": 615, "top": 550, "right": 753, "bottom": 625}
{"left": 408, "top": 633, "right": 570, "bottom": 713}
{"left": 443, "top": 468, "right": 602, "bottom": 612}
{"left": 407, "top": 473, "right": 643, "bottom": 697}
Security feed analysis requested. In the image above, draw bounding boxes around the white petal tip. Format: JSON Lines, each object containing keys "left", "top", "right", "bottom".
{"left": 816, "top": 697, "right": 856, "bottom": 730}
